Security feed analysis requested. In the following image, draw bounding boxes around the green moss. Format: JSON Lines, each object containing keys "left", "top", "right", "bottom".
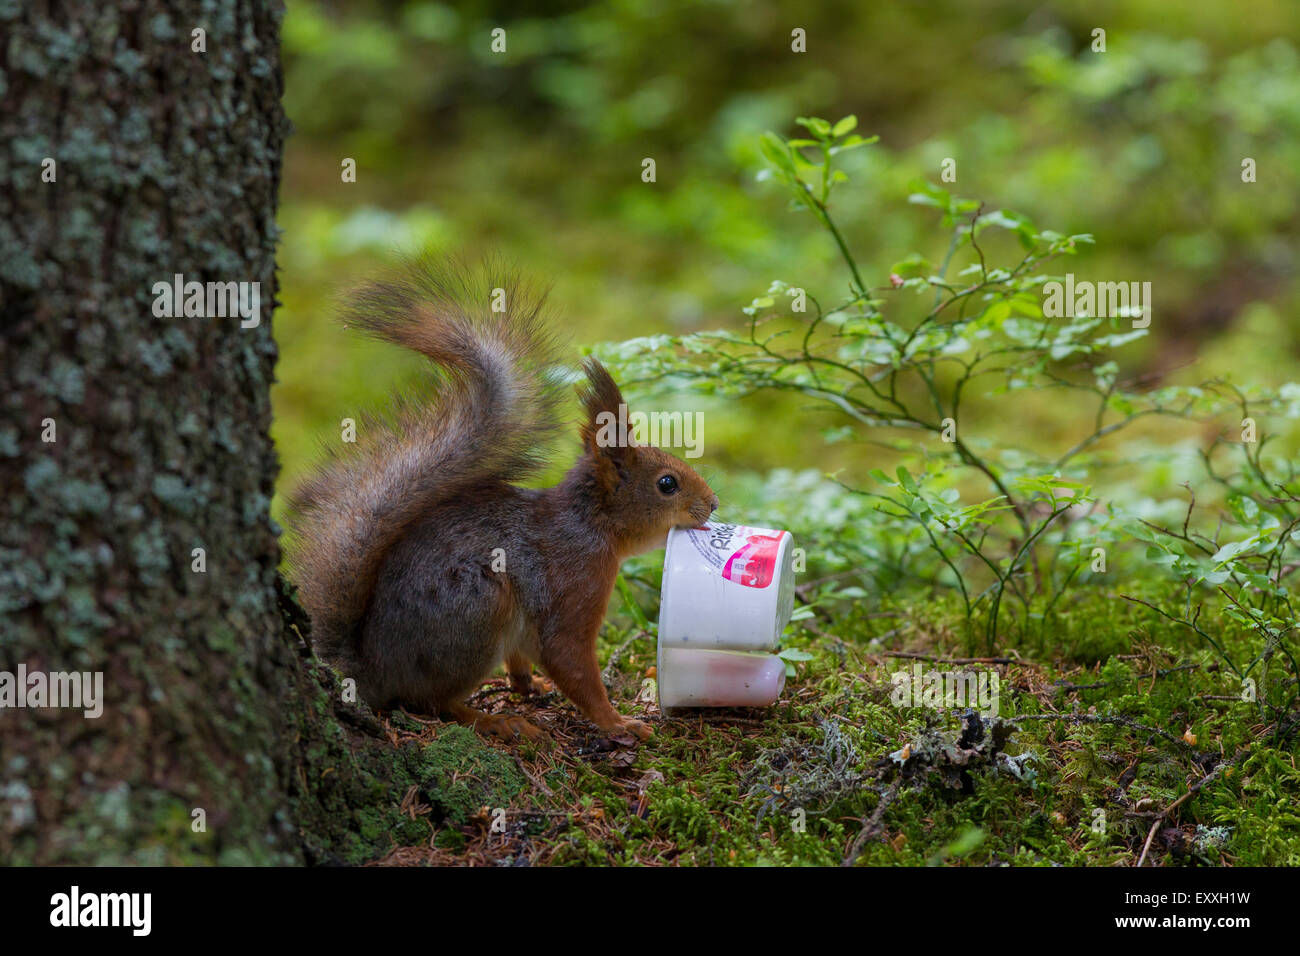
{"left": 437, "top": 595, "right": 1300, "bottom": 868}
{"left": 281, "top": 653, "right": 530, "bottom": 865}
{"left": 433, "top": 828, "right": 467, "bottom": 851}
{"left": 410, "top": 724, "right": 526, "bottom": 825}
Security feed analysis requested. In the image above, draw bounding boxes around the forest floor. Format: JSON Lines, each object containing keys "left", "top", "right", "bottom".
{"left": 357, "top": 590, "right": 1300, "bottom": 867}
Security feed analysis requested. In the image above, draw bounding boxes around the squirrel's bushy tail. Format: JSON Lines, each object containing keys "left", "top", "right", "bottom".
{"left": 286, "top": 255, "right": 565, "bottom": 673}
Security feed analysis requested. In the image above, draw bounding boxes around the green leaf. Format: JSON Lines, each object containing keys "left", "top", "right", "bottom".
{"left": 982, "top": 300, "right": 1012, "bottom": 325}
{"left": 831, "top": 134, "right": 879, "bottom": 155}
{"left": 1227, "top": 493, "right": 1260, "bottom": 524}
{"left": 796, "top": 116, "right": 832, "bottom": 138}
{"left": 1211, "top": 539, "right": 1255, "bottom": 565}
{"left": 908, "top": 189, "right": 947, "bottom": 209}
{"left": 759, "top": 132, "right": 795, "bottom": 174}
{"left": 831, "top": 115, "right": 858, "bottom": 137}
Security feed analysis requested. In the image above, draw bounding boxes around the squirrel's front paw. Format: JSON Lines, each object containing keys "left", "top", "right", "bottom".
{"left": 616, "top": 717, "right": 653, "bottom": 741}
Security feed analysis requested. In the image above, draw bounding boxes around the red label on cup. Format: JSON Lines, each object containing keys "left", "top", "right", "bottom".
{"left": 683, "top": 523, "right": 788, "bottom": 589}
{"left": 722, "top": 532, "right": 786, "bottom": 588}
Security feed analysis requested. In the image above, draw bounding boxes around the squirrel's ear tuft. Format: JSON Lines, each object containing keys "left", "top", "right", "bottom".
{"left": 580, "top": 358, "right": 624, "bottom": 419}
{"left": 579, "top": 358, "right": 626, "bottom": 444}
{"left": 579, "top": 359, "right": 632, "bottom": 489}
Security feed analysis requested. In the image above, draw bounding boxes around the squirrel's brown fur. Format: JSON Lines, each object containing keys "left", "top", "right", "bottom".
{"left": 286, "top": 256, "right": 717, "bottom": 741}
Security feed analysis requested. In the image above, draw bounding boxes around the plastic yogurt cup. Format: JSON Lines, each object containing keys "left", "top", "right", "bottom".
{"left": 659, "top": 522, "right": 797, "bottom": 651}
{"left": 658, "top": 647, "right": 787, "bottom": 708}
{"left": 657, "top": 521, "right": 797, "bottom": 711}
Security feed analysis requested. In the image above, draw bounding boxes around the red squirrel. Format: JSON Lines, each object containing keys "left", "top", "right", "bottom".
{"left": 287, "top": 257, "right": 718, "bottom": 741}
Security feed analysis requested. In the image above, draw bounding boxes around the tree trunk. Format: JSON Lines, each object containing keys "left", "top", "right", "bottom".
{"left": 1, "top": 1, "right": 523, "bottom": 866}
{"left": 0, "top": 0, "right": 298, "bottom": 864}
{"left": 0, "top": 0, "right": 308, "bottom": 866}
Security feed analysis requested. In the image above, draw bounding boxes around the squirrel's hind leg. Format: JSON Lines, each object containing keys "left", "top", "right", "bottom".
{"left": 506, "top": 653, "right": 555, "bottom": 697}
{"left": 444, "top": 700, "right": 548, "bottom": 742}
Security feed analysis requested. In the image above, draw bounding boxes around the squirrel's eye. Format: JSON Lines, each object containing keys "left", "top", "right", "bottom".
{"left": 657, "top": 475, "right": 679, "bottom": 495}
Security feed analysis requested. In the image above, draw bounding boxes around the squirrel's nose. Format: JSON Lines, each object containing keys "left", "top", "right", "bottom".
{"left": 708, "top": 495, "right": 719, "bottom": 514}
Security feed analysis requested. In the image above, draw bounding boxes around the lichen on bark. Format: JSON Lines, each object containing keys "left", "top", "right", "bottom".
{"left": 0, "top": 0, "right": 460, "bottom": 865}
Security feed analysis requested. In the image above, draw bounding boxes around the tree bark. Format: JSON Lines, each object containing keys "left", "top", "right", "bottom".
{"left": 0, "top": 0, "right": 305, "bottom": 864}
{"left": 0, "top": 1, "right": 526, "bottom": 866}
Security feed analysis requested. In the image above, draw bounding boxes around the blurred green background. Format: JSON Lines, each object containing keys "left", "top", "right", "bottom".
{"left": 272, "top": 0, "right": 1300, "bottom": 521}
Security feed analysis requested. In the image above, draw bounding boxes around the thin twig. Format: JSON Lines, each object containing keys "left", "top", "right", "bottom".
{"left": 842, "top": 779, "right": 902, "bottom": 867}
{"left": 513, "top": 756, "right": 555, "bottom": 798}
{"left": 1054, "top": 662, "right": 1212, "bottom": 693}
{"left": 1010, "top": 713, "right": 1191, "bottom": 749}
{"left": 883, "top": 651, "right": 1016, "bottom": 665}
{"left": 1136, "top": 762, "right": 1226, "bottom": 867}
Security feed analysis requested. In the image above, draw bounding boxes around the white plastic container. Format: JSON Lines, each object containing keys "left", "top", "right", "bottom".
{"left": 659, "top": 522, "right": 797, "bottom": 651}
{"left": 657, "top": 521, "right": 797, "bottom": 711}
{"left": 657, "top": 648, "right": 787, "bottom": 708}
